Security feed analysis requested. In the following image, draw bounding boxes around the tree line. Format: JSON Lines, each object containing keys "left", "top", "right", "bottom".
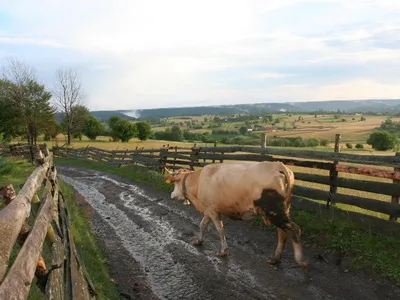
{"left": 0, "top": 57, "right": 152, "bottom": 145}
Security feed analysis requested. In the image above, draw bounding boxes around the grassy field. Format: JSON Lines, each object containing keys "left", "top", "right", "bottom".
{"left": 157, "top": 113, "right": 400, "bottom": 144}
{"left": 55, "top": 158, "right": 400, "bottom": 286}
{"left": 0, "top": 157, "right": 120, "bottom": 299}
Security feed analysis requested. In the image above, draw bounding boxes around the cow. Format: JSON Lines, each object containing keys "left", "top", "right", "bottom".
{"left": 163, "top": 161, "right": 308, "bottom": 271}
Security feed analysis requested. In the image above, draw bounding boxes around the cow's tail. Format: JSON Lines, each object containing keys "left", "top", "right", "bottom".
{"left": 279, "top": 162, "right": 294, "bottom": 200}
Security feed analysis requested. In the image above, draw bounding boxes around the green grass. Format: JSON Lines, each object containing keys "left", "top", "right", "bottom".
{"left": 56, "top": 157, "right": 400, "bottom": 286}
{"left": 292, "top": 209, "right": 400, "bottom": 284}
{"left": 59, "top": 180, "right": 122, "bottom": 300}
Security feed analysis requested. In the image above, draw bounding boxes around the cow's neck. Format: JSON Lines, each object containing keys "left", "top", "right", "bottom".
{"left": 181, "top": 172, "right": 199, "bottom": 205}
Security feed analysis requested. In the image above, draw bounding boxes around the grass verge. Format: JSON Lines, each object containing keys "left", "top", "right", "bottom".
{"left": 56, "top": 157, "right": 400, "bottom": 286}
{"left": 59, "top": 179, "right": 121, "bottom": 300}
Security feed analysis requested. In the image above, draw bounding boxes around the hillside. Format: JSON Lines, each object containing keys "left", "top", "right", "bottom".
{"left": 89, "top": 99, "right": 400, "bottom": 121}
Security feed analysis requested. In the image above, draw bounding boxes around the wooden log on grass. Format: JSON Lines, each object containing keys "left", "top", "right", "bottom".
{"left": 0, "top": 193, "right": 53, "bottom": 299}
{"left": 0, "top": 154, "right": 52, "bottom": 282}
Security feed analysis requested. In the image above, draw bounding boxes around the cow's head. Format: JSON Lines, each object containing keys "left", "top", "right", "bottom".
{"left": 163, "top": 167, "right": 191, "bottom": 201}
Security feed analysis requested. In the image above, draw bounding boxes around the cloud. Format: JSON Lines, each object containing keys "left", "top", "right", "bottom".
{"left": 0, "top": 0, "right": 400, "bottom": 109}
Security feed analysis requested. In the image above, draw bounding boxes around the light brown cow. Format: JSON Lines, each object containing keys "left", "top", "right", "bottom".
{"left": 164, "top": 161, "right": 308, "bottom": 270}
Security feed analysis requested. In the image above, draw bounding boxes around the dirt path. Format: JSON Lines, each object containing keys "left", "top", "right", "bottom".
{"left": 58, "top": 165, "right": 400, "bottom": 300}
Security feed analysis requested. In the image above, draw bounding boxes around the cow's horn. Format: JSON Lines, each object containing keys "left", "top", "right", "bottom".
{"left": 164, "top": 167, "right": 174, "bottom": 175}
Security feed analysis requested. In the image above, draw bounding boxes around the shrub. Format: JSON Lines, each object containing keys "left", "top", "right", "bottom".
{"left": 346, "top": 143, "right": 353, "bottom": 149}
{"left": 355, "top": 143, "right": 364, "bottom": 149}
{"left": 320, "top": 139, "right": 329, "bottom": 147}
{"left": 308, "top": 138, "right": 319, "bottom": 147}
{"left": 367, "top": 131, "right": 398, "bottom": 151}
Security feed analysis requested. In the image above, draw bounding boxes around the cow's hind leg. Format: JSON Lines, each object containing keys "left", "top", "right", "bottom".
{"left": 192, "top": 215, "right": 211, "bottom": 246}
{"left": 267, "top": 228, "right": 287, "bottom": 265}
{"left": 209, "top": 213, "right": 228, "bottom": 257}
{"left": 254, "top": 190, "right": 307, "bottom": 269}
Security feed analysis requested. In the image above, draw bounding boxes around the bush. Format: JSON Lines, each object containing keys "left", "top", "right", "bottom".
{"left": 307, "top": 138, "right": 319, "bottom": 147}
{"left": 346, "top": 143, "right": 353, "bottom": 149}
{"left": 367, "top": 131, "right": 398, "bottom": 151}
{"left": 83, "top": 116, "right": 105, "bottom": 140}
{"left": 136, "top": 121, "right": 152, "bottom": 141}
{"left": 320, "top": 139, "right": 329, "bottom": 147}
{"left": 355, "top": 143, "right": 364, "bottom": 149}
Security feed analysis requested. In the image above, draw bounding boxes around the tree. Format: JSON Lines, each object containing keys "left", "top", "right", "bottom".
{"left": 61, "top": 105, "right": 90, "bottom": 141}
{"left": 53, "top": 67, "right": 85, "bottom": 144}
{"left": 136, "top": 121, "right": 152, "bottom": 141}
{"left": 83, "top": 116, "right": 105, "bottom": 140}
{"left": 1, "top": 59, "right": 56, "bottom": 144}
{"left": 109, "top": 116, "right": 137, "bottom": 142}
{"left": 170, "top": 126, "right": 183, "bottom": 141}
{"left": 239, "top": 126, "right": 248, "bottom": 135}
{"left": 367, "top": 131, "right": 398, "bottom": 151}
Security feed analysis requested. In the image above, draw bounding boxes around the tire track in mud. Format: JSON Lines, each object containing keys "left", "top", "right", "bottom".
{"left": 58, "top": 166, "right": 400, "bottom": 300}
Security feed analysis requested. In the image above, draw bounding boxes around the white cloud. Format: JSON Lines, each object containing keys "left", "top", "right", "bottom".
{"left": 1, "top": 0, "right": 400, "bottom": 109}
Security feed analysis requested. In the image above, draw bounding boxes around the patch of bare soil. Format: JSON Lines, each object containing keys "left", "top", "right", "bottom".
{"left": 58, "top": 165, "right": 400, "bottom": 300}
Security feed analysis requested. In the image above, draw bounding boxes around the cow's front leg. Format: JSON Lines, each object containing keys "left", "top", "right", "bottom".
{"left": 192, "top": 215, "right": 211, "bottom": 246}
{"left": 210, "top": 213, "right": 228, "bottom": 257}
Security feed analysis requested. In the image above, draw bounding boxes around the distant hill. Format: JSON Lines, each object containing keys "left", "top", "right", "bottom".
{"left": 89, "top": 99, "right": 400, "bottom": 121}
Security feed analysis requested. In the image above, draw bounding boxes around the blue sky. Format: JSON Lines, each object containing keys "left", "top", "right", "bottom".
{"left": 1, "top": 0, "right": 400, "bottom": 110}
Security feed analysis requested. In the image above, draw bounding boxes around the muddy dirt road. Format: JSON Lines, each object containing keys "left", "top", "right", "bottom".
{"left": 58, "top": 165, "right": 400, "bottom": 300}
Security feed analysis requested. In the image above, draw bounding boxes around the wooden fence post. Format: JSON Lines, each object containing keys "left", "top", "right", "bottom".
{"left": 159, "top": 147, "right": 169, "bottom": 173}
{"left": 190, "top": 146, "right": 199, "bottom": 170}
{"left": 327, "top": 134, "right": 341, "bottom": 208}
{"left": 389, "top": 152, "right": 400, "bottom": 221}
{"left": 261, "top": 133, "right": 267, "bottom": 148}
{"left": 212, "top": 141, "right": 217, "bottom": 164}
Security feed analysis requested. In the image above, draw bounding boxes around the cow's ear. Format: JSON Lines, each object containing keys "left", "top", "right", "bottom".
{"left": 164, "top": 176, "right": 176, "bottom": 184}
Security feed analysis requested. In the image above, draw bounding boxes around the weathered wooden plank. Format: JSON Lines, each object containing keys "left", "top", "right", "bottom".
{"left": 336, "top": 164, "right": 400, "bottom": 180}
{"left": 293, "top": 185, "right": 400, "bottom": 216}
{"left": 196, "top": 153, "right": 274, "bottom": 162}
{"left": 197, "top": 146, "right": 400, "bottom": 167}
{"left": 390, "top": 152, "right": 400, "bottom": 221}
{"left": 45, "top": 235, "right": 65, "bottom": 300}
{"left": 295, "top": 172, "right": 400, "bottom": 197}
{"left": 0, "top": 154, "right": 52, "bottom": 282}
{"left": 0, "top": 193, "right": 53, "bottom": 299}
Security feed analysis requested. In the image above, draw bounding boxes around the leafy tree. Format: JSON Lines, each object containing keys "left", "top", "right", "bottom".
{"left": 136, "top": 121, "right": 152, "bottom": 141}
{"left": 367, "top": 131, "right": 398, "bottom": 151}
{"left": 109, "top": 116, "right": 137, "bottom": 142}
{"left": 1, "top": 59, "right": 56, "bottom": 145}
{"left": 239, "top": 126, "right": 248, "bottom": 135}
{"left": 83, "top": 116, "right": 105, "bottom": 140}
{"left": 170, "top": 126, "right": 183, "bottom": 141}
{"left": 60, "top": 105, "right": 90, "bottom": 141}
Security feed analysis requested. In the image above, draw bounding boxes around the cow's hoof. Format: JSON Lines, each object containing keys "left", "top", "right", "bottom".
{"left": 216, "top": 251, "right": 228, "bottom": 257}
{"left": 266, "top": 258, "right": 281, "bottom": 265}
{"left": 191, "top": 239, "right": 203, "bottom": 246}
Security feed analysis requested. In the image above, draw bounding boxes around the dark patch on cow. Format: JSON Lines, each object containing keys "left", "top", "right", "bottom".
{"left": 253, "top": 189, "right": 290, "bottom": 229}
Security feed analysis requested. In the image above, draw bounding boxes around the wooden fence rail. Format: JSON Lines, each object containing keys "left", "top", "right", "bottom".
{"left": 0, "top": 144, "right": 95, "bottom": 299}
{"left": 52, "top": 140, "right": 400, "bottom": 223}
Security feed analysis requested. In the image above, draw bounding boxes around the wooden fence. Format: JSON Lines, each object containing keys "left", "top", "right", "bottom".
{"left": 0, "top": 144, "right": 96, "bottom": 299}
{"left": 52, "top": 138, "right": 400, "bottom": 224}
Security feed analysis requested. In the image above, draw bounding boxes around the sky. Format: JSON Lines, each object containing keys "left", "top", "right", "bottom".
{"left": 1, "top": 0, "right": 400, "bottom": 110}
